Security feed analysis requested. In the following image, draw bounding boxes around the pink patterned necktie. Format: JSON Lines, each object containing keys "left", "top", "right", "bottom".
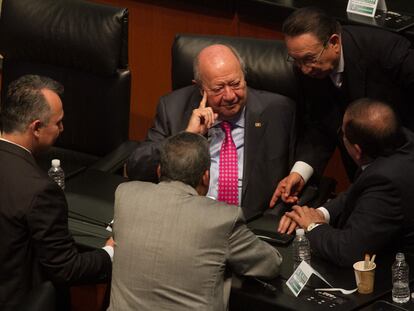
{"left": 217, "top": 121, "right": 239, "bottom": 205}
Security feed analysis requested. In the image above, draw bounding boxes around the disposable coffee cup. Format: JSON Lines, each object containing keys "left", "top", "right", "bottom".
{"left": 353, "top": 260, "right": 376, "bottom": 294}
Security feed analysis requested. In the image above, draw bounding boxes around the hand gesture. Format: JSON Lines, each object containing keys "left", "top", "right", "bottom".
{"left": 269, "top": 172, "right": 305, "bottom": 207}
{"left": 186, "top": 91, "right": 218, "bottom": 135}
{"left": 278, "top": 214, "right": 299, "bottom": 234}
{"left": 283, "top": 205, "right": 325, "bottom": 230}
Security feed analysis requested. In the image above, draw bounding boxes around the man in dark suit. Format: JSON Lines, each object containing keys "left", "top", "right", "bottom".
{"left": 0, "top": 75, "right": 113, "bottom": 310}
{"left": 271, "top": 7, "right": 414, "bottom": 206}
{"left": 109, "top": 132, "right": 282, "bottom": 310}
{"left": 127, "top": 44, "right": 296, "bottom": 220}
{"left": 278, "top": 98, "right": 414, "bottom": 267}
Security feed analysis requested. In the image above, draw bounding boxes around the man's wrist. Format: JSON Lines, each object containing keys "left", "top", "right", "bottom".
{"left": 290, "top": 161, "right": 313, "bottom": 184}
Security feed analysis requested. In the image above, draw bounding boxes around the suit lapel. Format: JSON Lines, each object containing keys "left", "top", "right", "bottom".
{"left": 182, "top": 87, "right": 202, "bottom": 132}
{"left": 242, "top": 89, "right": 266, "bottom": 201}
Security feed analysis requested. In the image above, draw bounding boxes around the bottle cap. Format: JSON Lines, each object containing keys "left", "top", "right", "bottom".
{"left": 296, "top": 228, "right": 305, "bottom": 236}
{"left": 51, "top": 159, "right": 61, "bottom": 168}
{"left": 396, "top": 252, "right": 405, "bottom": 260}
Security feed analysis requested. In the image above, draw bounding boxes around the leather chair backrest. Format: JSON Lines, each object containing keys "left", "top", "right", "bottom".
{"left": 172, "top": 34, "right": 298, "bottom": 101}
{"left": 0, "top": 0, "right": 131, "bottom": 157}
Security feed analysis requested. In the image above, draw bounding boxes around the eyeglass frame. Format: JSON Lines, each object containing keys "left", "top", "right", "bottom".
{"left": 286, "top": 39, "right": 330, "bottom": 67}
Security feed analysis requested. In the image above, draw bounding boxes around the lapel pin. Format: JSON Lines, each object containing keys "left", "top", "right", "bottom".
{"left": 255, "top": 122, "right": 262, "bottom": 128}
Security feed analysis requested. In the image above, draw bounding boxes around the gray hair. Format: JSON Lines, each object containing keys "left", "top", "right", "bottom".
{"left": 1, "top": 75, "right": 63, "bottom": 133}
{"left": 159, "top": 132, "right": 210, "bottom": 188}
{"left": 193, "top": 44, "right": 247, "bottom": 84}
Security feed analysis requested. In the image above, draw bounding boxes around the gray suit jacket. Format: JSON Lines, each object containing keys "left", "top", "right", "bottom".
{"left": 108, "top": 181, "right": 282, "bottom": 311}
{"left": 127, "top": 85, "right": 296, "bottom": 220}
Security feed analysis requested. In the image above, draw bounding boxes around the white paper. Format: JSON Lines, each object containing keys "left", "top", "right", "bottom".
{"left": 286, "top": 261, "right": 333, "bottom": 297}
{"left": 347, "top": 0, "right": 379, "bottom": 18}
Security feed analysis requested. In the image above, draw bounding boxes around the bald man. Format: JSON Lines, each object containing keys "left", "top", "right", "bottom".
{"left": 127, "top": 44, "right": 296, "bottom": 219}
{"left": 278, "top": 98, "right": 414, "bottom": 267}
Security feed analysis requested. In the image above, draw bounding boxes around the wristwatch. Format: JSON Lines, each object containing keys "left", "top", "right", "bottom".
{"left": 306, "top": 222, "right": 321, "bottom": 232}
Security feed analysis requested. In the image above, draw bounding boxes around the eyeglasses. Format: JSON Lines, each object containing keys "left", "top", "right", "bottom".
{"left": 287, "top": 41, "right": 328, "bottom": 67}
{"left": 204, "top": 79, "right": 245, "bottom": 96}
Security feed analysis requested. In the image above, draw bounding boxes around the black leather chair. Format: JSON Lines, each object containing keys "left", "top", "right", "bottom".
{"left": 0, "top": 0, "right": 137, "bottom": 177}
{"left": 172, "top": 34, "right": 298, "bottom": 100}
{"left": 172, "top": 34, "right": 336, "bottom": 207}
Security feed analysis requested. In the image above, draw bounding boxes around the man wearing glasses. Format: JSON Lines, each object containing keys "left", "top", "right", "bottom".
{"left": 271, "top": 7, "right": 414, "bottom": 207}
{"left": 127, "top": 44, "right": 296, "bottom": 220}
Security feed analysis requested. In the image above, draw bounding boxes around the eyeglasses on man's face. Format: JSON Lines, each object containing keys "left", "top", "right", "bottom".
{"left": 286, "top": 40, "right": 329, "bottom": 67}
{"left": 203, "top": 79, "right": 246, "bottom": 97}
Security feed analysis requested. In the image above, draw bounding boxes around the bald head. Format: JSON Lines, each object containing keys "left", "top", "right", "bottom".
{"left": 343, "top": 98, "right": 404, "bottom": 160}
{"left": 193, "top": 44, "right": 247, "bottom": 120}
{"left": 193, "top": 44, "right": 245, "bottom": 83}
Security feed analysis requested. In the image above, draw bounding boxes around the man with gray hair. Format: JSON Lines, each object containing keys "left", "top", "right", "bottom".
{"left": 127, "top": 44, "right": 296, "bottom": 220}
{"left": 109, "top": 131, "right": 282, "bottom": 311}
{"left": 0, "top": 75, "right": 113, "bottom": 310}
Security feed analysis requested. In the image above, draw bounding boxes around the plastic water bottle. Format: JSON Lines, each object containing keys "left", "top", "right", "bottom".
{"left": 392, "top": 253, "right": 410, "bottom": 303}
{"left": 48, "top": 159, "right": 65, "bottom": 190}
{"left": 292, "top": 228, "right": 311, "bottom": 269}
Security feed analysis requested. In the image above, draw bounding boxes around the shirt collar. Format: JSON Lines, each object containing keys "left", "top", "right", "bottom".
{"left": 212, "top": 106, "right": 246, "bottom": 129}
{"left": 329, "top": 45, "right": 344, "bottom": 88}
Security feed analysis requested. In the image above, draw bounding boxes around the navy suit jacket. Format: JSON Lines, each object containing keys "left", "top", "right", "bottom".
{"left": 127, "top": 85, "right": 296, "bottom": 219}
{"left": 306, "top": 133, "right": 414, "bottom": 267}
{"left": 296, "top": 25, "right": 414, "bottom": 178}
{"left": 0, "top": 140, "right": 111, "bottom": 311}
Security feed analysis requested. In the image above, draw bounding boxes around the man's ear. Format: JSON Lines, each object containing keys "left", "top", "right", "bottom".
{"left": 354, "top": 143, "right": 363, "bottom": 161}
{"left": 202, "top": 169, "right": 210, "bottom": 188}
{"left": 329, "top": 34, "right": 341, "bottom": 52}
{"left": 29, "top": 120, "right": 42, "bottom": 138}
{"left": 156, "top": 164, "right": 161, "bottom": 179}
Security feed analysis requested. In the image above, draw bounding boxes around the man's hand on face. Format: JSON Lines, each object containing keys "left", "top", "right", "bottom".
{"left": 269, "top": 172, "right": 305, "bottom": 208}
{"left": 283, "top": 205, "right": 326, "bottom": 231}
{"left": 186, "top": 91, "right": 218, "bottom": 135}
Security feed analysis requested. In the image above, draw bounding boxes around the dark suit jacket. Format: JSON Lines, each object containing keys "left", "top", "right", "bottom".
{"left": 306, "top": 134, "right": 414, "bottom": 267}
{"left": 0, "top": 140, "right": 111, "bottom": 311}
{"left": 127, "top": 85, "right": 296, "bottom": 219}
{"left": 296, "top": 25, "right": 414, "bottom": 179}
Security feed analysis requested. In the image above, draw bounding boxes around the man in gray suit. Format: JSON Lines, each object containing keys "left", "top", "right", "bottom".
{"left": 108, "top": 132, "right": 282, "bottom": 311}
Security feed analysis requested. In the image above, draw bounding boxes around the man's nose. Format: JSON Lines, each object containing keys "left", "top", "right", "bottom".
{"left": 222, "top": 85, "right": 236, "bottom": 101}
{"left": 299, "top": 63, "right": 313, "bottom": 75}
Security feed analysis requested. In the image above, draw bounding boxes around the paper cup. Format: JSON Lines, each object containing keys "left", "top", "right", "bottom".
{"left": 353, "top": 260, "right": 376, "bottom": 294}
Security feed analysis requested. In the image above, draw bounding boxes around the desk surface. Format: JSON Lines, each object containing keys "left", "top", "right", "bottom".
{"left": 232, "top": 212, "right": 402, "bottom": 311}
{"left": 65, "top": 169, "right": 126, "bottom": 249}
{"left": 65, "top": 174, "right": 408, "bottom": 311}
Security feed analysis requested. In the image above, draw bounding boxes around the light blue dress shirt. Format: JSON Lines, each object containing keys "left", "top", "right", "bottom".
{"left": 207, "top": 109, "right": 245, "bottom": 205}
